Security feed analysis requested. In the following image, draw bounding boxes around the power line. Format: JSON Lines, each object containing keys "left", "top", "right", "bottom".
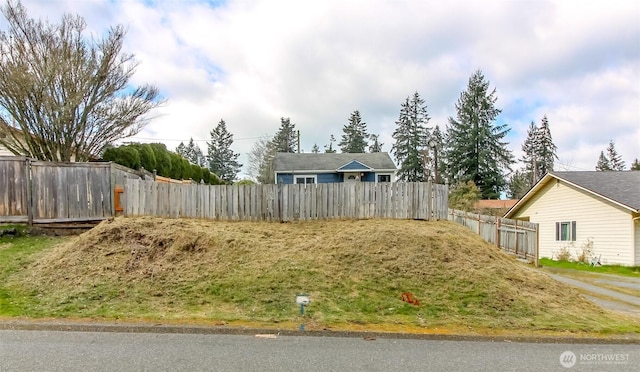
{"left": 126, "top": 135, "right": 266, "bottom": 143}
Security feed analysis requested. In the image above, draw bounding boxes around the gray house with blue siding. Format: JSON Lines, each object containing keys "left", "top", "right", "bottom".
{"left": 273, "top": 152, "right": 397, "bottom": 184}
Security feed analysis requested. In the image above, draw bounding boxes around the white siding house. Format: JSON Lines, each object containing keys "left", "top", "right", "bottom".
{"left": 0, "top": 143, "right": 12, "bottom": 156}
{"left": 504, "top": 171, "right": 640, "bottom": 266}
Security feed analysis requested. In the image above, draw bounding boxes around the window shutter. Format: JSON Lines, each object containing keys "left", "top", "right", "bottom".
{"left": 571, "top": 221, "right": 577, "bottom": 241}
{"left": 555, "top": 222, "right": 560, "bottom": 241}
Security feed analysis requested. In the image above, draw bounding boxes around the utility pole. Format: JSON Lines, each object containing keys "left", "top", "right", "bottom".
{"left": 297, "top": 130, "right": 300, "bottom": 153}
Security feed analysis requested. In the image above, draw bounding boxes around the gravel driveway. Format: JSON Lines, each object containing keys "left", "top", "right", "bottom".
{"left": 543, "top": 268, "right": 640, "bottom": 317}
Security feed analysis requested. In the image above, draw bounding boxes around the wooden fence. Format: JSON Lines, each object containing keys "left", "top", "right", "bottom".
{"left": 0, "top": 157, "right": 141, "bottom": 224}
{"left": 448, "top": 209, "right": 538, "bottom": 265}
{"left": 2, "top": 156, "right": 449, "bottom": 224}
{"left": 124, "top": 179, "right": 449, "bottom": 222}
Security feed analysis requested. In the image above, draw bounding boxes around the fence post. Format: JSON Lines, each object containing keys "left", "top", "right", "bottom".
{"left": 514, "top": 219, "right": 519, "bottom": 256}
{"left": 535, "top": 223, "right": 539, "bottom": 267}
{"left": 25, "top": 158, "right": 33, "bottom": 226}
{"left": 496, "top": 217, "right": 501, "bottom": 248}
{"left": 109, "top": 162, "right": 116, "bottom": 217}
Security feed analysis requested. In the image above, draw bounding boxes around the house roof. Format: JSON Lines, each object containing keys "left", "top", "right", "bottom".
{"left": 476, "top": 199, "right": 518, "bottom": 210}
{"left": 273, "top": 152, "right": 397, "bottom": 172}
{"left": 504, "top": 171, "right": 640, "bottom": 218}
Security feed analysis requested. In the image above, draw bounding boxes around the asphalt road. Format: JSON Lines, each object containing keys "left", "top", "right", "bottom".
{"left": 1, "top": 330, "right": 638, "bottom": 372}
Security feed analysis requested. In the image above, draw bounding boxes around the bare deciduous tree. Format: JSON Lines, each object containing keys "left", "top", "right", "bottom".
{"left": 247, "top": 135, "right": 275, "bottom": 184}
{"left": 0, "top": 1, "right": 163, "bottom": 161}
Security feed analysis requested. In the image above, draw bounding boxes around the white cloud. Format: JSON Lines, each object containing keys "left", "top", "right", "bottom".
{"left": 11, "top": 0, "right": 640, "bottom": 177}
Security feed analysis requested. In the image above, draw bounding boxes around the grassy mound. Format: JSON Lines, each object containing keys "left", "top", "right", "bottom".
{"left": 11, "top": 217, "right": 638, "bottom": 333}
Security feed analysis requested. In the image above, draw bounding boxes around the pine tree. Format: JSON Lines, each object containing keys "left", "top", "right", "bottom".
{"left": 338, "top": 110, "right": 369, "bottom": 153}
{"left": 536, "top": 115, "right": 557, "bottom": 177}
{"left": 176, "top": 142, "right": 186, "bottom": 158}
{"left": 519, "top": 121, "right": 538, "bottom": 188}
{"left": 207, "top": 119, "right": 242, "bottom": 183}
{"left": 606, "top": 140, "right": 625, "bottom": 171}
{"left": 272, "top": 117, "right": 297, "bottom": 153}
{"left": 519, "top": 116, "right": 558, "bottom": 187}
{"left": 391, "top": 92, "right": 431, "bottom": 182}
{"left": 311, "top": 144, "right": 320, "bottom": 153}
{"left": 176, "top": 138, "right": 204, "bottom": 166}
{"left": 448, "top": 180, "right": 481, "bottom": 212}
{"left": 444, "top": 70, "right": 513, "bottom": 199}
{"left": 368, "top": 134, "right": 383, "bottom": 153}
{"left": 507, "top": 170, "right": 530, "bottom": 199}
{"left": 324, "top": 135, "right": 337, "bottom": 153}
{"left": 631, "top": 158, "right": 640, "bottom": 171}
{"left": 595, "top": 151, "right": 611, "bottom": 171}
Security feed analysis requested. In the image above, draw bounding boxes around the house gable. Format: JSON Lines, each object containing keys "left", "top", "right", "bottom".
{"left": 336, "top": 160, "right": 372, "bottom": 172}
{"left": 505, "top": 172, "right": 638, "bottom": 266}
{"left": 273, "top": 153, "right": 397, "bottom": 184}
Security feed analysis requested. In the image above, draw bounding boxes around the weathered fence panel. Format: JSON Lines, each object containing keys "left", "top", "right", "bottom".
{"left": 448, "top": 209, "right": 538, "bottom": 265}
{"left": 29, "top": 161, "right": 112, "bottom": 222}
{"left": 0, "top": 157, "right": 29, "bottom": 222}
{"left": 124, "top": 179, "right": 449, "bottom": 222}
{"left": 2, "top": 156, "right": 450, "bottom": 225}
{"left": 1, "top": 158, "right": 144, "bottom": 224}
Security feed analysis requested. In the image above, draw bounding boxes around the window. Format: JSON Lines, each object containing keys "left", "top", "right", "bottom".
{"left": 555, "top": 221, "right": 576, "bottom": 241}
{"left": 377, "top": 174, "right": 391, "bottom": 183}
{"left": 294, "top": 175, "right": 316, "bottom": 185}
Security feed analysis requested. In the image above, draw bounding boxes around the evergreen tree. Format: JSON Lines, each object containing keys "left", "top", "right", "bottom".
{"left": 606, "top": 140, "right": 625, "bottom": 171}
{"left": 536, "top": 115, "right": 557, "bottom": 177}
{"left": 338, "top": 110, "right": 369, "bottom": 153}
{"left": 519, "top": 121, "right": 538, "bottom": 188}
{"left": 149, "top": 143, "right": 173, "bottom": 176}
{"left": 631, "top": 158, "right": 640, "bottom": 171}
{"left": 391, "top": 92, "right": 431, "bottom": 182}
{"left": 102, "top": 145, "right": 140, "bottom": 170}
{"left": 311, "top": 144, "right": 320, "bottom": 153}
{"left": 444, "top": 70, "right": 513, "bottom": 199}
{"left": 448, "top": 180, "right": 481, "bottom": 212}
{"left": 207, "top": 119, "right": 242, "bottom": 183}
{"left": 520, "top": 116, "right": 557, "bottom": 187}
{"left": 176, "top": 138, "right": 204, "bottom": 166}
{"left": 507, "top": 170, "right": 530, "bottom": 199}
{"left": 368, "top": 134, "right": 383, "bottom": 153}
{"left": 176, "top": 142, "right": 186, "bottom": 158}
{"left": 272, "top": 117, "right": 297, "bottom": 153}
{"left": 324, "top": 135, "right": 337, "bottom": 153}
{"left": 595, "top": 151, "right": 611, "bottom": 171}
{"left": 249, "top": 117, "right": 295, "bottom": 184}
{"left": 129, "top": 143, "right": 157, "bottom": 171}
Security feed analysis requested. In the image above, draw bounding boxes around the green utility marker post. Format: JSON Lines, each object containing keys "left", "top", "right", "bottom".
{"left": 295, "top": 294, "right": 310, "bottom": 331}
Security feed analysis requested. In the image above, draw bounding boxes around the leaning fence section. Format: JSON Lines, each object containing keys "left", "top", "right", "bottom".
{"left": 124, "top": 179, "right": 449, "bottom": 222}
{"left": 448, "top": 209, "right": 538, "bottom": 265}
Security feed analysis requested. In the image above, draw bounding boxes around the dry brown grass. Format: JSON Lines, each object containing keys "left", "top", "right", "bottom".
{"left": 10, "top": 216, "right": 639, "bottom": 334}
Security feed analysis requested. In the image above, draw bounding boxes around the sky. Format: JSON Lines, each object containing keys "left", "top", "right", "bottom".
{"left": 8, "top": 0, "right": 640, "bottom": 178}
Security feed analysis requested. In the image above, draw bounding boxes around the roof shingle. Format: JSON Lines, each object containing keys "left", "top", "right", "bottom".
{"left": 551, "top": 171, "right": 640, "bottom": 211}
